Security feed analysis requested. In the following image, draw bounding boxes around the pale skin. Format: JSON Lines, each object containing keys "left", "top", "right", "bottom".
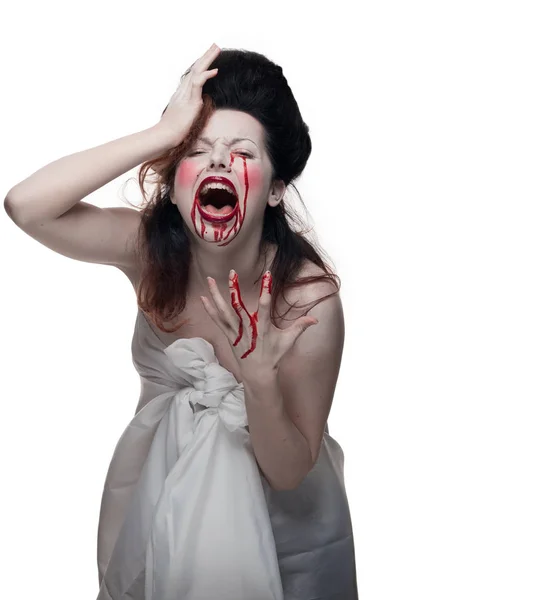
{"left": 169, "top": 84, "right": 345, "bottom": 490}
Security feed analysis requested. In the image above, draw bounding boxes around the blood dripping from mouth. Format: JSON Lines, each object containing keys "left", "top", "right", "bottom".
{"left": 190, "top": 153, "right": 249, "bottom": 245}
{"left": 229, "top": 271, "right": 271, "bottom": 359}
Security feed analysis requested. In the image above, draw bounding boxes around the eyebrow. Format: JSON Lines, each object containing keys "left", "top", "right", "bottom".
{"left": 197, "top": 136, "right": 258, "bottom": 148}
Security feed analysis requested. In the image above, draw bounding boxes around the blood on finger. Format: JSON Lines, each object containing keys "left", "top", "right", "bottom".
{"left": 229, "top": 271, "right": 259, "bottom": 358}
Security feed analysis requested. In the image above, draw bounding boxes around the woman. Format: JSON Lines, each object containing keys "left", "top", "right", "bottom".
{"left": 5, "top": 44, "right": 358, "bottom": 599}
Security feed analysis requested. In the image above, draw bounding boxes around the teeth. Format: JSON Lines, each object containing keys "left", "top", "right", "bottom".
{"left": 199, "top": 181, "right": 236, "bottom": 196}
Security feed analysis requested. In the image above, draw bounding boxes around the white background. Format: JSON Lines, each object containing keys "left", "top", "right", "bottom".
{"left": 1, "top": 1, "right": 532, "bottom": 598}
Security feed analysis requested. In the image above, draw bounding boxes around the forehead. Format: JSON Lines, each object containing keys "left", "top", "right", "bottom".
{"left": 199, "top": 109, "right": 265, "bottom": 145}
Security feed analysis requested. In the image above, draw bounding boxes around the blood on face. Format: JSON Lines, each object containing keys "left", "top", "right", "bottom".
{"left": 179, "top": 152, "right": 264, "bottom": 246}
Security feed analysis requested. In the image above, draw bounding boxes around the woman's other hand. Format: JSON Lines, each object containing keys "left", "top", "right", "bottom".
{"left": 200, "top": 270, "right": 319, "bottom": 383}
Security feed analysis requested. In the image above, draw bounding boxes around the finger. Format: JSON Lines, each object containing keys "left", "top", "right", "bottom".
{"left": 229, "top": 270, "right": 247, "bottom": 317}
{"left": 192, "top": 44, "right": 218, "bottom": 71}
{"left": 257, "top": 271, "right": 272, "bottom": 333}
{"left": 281, "top": 316, "right": 319, "bottom": 353}
{"left": 193, "top": 43, "right": 220, "bottom": 73}
{"left": 229, "top": 270, "right": 247, "bottom": 345}
{"left": 200, "top": 295, "right": 225, "bottom": 330}
{"left": 207, "top": 276, "right": 237, "bottom": 330}
{"left": 191, "top": 68, "right": 218, "bottom": 88}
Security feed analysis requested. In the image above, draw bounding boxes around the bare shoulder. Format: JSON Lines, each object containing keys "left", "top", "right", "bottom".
{"left": 274, "top": 259, "right": 342, "bottom": 329}
{"left": 284, "top": 259, "right": 340, "bottom": 306}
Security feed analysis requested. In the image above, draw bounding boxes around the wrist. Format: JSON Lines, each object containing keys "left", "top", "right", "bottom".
{"left": 150, "top": 123, "right": 187, "bottom": 152}
{"left": 241, "top": 366, "right": 279, "bottom": 392}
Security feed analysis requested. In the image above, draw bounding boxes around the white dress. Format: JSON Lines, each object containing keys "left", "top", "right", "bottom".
{"left": 96, "top": 308, "right": 358, "bottom": 600}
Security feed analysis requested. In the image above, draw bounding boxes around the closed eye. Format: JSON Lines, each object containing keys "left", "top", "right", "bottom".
{"left": 190, "top": 150, "right": 253, "bottom": 158}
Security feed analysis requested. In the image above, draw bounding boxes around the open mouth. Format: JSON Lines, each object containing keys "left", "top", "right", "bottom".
{"left": 196, "top": 186, "right": 239, "bottom": 223}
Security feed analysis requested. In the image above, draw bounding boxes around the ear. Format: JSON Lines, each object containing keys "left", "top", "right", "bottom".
{"left": 267, "top": 179, "right": 286, "bottom": 208}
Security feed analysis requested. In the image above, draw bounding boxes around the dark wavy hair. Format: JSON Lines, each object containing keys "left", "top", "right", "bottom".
{"left": 131, "top": 48, "right": 340, "bottom": 332}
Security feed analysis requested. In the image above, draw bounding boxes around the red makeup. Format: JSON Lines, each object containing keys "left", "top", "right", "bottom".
{"left": 190, "top": 153, "right": 250, "bottom": 246}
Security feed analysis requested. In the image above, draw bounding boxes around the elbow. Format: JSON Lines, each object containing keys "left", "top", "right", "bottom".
{"left": 4, "top": 195, "right": 17, "bottom": 221}
{"left": 264, "top": 472, "right": 301, "bottom": 492}
{"left": 4, "top": 193, "right": 27, "bottom": 226}
{"left": 275, "top": 476, "right": 305, "bottom": 492}
{"left": 277, "top": 481, "right": 300, "bottom": 492}
{"left": 278, "top": 452, "right": 314, "bottom": 491}
{"left": 257, "top": 447, "right": 314, "bottom": 492}
{"left": 271, "top": 462, "right": 314, "bottom": 492}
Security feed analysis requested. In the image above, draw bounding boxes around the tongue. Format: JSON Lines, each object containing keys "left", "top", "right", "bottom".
{"left": 204, "top": 204, "right": 234, "bottom": 215}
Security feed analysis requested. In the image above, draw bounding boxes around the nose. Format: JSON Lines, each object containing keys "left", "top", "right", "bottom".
{"left": 206, "top": 143, "right": 232, "bottom": 172}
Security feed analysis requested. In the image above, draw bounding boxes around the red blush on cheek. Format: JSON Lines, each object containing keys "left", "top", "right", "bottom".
{"left": 245, "top": 163, "right": 264, "bottom": 191}
{"left": 176, "top": 160, "right": 197, "bottom": 188}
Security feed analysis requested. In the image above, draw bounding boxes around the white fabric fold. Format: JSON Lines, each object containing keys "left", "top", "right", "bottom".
{"left": 97, "top": 336, "right": 284, "bottom": 600}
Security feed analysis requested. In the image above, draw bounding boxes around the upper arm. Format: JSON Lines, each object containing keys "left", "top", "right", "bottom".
{"left": 277, "top": 278, "right": 345, "bottom": 468}
{"left": 5, "top": 200, "right": 142, "bottom": 271}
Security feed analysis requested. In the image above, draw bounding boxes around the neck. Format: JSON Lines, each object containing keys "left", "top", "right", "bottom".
{"left": 188, "top": 228, "right": 274, "bottom": 302}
